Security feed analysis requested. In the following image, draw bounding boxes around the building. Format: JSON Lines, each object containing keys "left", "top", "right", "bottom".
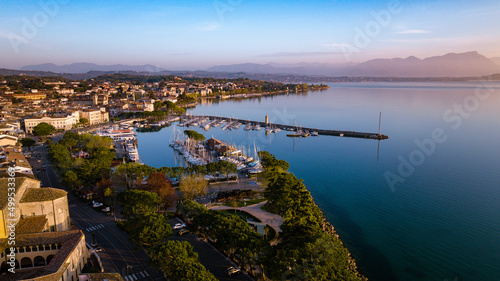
{"left": 12, "top": 93, "right": 47, "bottom": 101}
{"left": 0, "top": 148, "right": 33, "bottom": 175}
{"left": 0, "top": 176, "right": 90, "bottom": 280}
{"left": 24, "top": 115, "right": 79, "bottom": 134}
{"left": 0, "top": 134, "right": 18, "bottom": 146}
{"left": 80, "top": 109, "right": 109, "bottom": 126}
{"left": 79, "top": 273, "right": 125, "bottom": 281}
{"left": 0, "top": 176, "right": 71, "bottom": 237}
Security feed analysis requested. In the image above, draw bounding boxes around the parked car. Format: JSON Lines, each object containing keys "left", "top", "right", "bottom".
{"left": 41, "top": 165, "right": 46, "bottom": 171}
{"left": 177, "top": 229, "right": 189, "bottom": 236}
{"left": 226, "top": 267, "right": 241, "bottom": 276}
{"left": 173, "top": 223, "right": 186, "bottom": 229}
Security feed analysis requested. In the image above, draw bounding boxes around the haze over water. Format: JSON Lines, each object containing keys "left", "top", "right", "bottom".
{"left": 137, "top": 82, "right": 500, "bottom": 281}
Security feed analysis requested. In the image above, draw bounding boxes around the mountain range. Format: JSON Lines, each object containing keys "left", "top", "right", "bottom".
{"left": 20, "top": 63, "right": 164, "bottom": 74}
{"left": 207, "top": 52, "right": 500, "bottom": 77}
{"left": 13, "top": 51, "right": 500, "bottom": 78}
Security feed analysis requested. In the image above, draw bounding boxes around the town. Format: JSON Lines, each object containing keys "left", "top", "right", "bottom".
{"left": 0, "top": 74, "right": 364, "bottom": 281}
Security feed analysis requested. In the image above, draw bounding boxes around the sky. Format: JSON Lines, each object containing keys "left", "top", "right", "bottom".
{"left": 1, "top": 0, "right": 499, "bottom": 70}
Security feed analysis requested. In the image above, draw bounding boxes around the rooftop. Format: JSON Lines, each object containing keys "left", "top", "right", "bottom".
{"left": 20, "top": 188, "right": 67, "bottom": 203}
{"left": 16, "top": 215, "right": 48, "bottom": 234}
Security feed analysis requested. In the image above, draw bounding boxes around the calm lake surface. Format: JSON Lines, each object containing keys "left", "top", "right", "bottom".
{"left": 136, "top": 82, "right": 500, "bottom": 281}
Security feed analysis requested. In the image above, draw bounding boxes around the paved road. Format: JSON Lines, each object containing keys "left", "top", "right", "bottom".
{"left": 168, "top": 218, "right": 254, "bottom": 281}
{"left": 29, "top": 144, "right": 166, "bottom": 281}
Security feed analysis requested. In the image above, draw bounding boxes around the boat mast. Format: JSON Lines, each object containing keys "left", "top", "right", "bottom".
{"left": 378, "top": 112, "right": 382, "bottom": 136}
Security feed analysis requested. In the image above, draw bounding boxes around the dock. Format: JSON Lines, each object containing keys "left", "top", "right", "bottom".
{"left": 183, "top": 115, "right": 389, "bottom": 140}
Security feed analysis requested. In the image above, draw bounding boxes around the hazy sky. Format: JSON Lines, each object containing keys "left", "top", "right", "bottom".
{"left": 1, "top": 0, "right": 499, "bottom": 69}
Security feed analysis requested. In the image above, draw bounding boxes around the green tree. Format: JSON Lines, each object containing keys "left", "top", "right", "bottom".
{"left": 79, "top": 118, "right": 89, "bottom": 124}
{"left": 149, "top": 241, "right": 217, "bottom": 281}
{"left": 183, "top": 130, "right": 206, "bottom": 141}
{"left": 127, "top": 213, "right": 172, "bottom": 246}
{"left": 19, "top": 138, "right": 36, "bottom": 150}
{"left": 113, "top": 163, "right": 153, "bottom": 189}
{"left": 118, "top": 189, "right": 161, "bottom": 219}
{"left": 218, "top": 160, "right": 237, "bottom": 180}
{"left": 176, "top": 199, "right": 207, "bottom": 221}
{"left": 33, "top": 122, "right": 56, "bottom": 136}
{"left": 48, "top": 143, "right": 72, "bottom": 170}
{"left": 62, "top": 170, "right": 81, "bottom": 191}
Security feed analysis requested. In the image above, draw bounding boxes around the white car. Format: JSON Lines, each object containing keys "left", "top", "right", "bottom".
{"left": 92, "top": 202, "right": 103, "bottom": 208}
{"left": 173, "top": 223, "right": 186, "bottom": 229}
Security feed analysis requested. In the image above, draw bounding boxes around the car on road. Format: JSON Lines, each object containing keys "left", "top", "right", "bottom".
{"left": 92, "top": 201, "right": 103, "bottom": 208}
{"left": 226, "top": 267, "right": 241, "bottom": 276}
{"left": 177, "top": 229, "right": 189, "bottom": 236}
{"left": 41, "top": 165, "right": 46, "bottom": 171}
{"left": 174, "top": 223, "right": 186, "bottom": 229}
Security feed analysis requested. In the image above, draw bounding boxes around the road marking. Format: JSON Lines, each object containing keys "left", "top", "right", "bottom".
{"left": 69, "top": 204, "right": 77, "bottom": 207}
{"left": 86, "top": 224, "right": 104, "bottom": 232}
{"left": 124, "top": 276, "right": 129, "bottom": 281}
{"left": 132, "top": 274, "right": 138, "bottom": 280}
{"left": 139, "top": 271, "right": 145, "bottom": 278}
{"left": 143, "top": 271, "right": 149, "bottom": 276}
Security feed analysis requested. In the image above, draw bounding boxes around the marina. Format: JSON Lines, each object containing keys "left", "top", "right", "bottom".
{"left": 179, "top": 114, "right": 388, "bottom": 140}
{"left": 95, "top": 126, "right": 141, "bottom": 162}
{"left": 169, "top": 126, "right": 263, "bottom": 173}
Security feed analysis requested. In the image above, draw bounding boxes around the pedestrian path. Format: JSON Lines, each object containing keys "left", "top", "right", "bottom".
{"left": 208, "top": 201, "right": 283, "bottom": 232}
{"left": 86, "top": 224, "right": 105, "bottom": 232}
{"left": 123, "top": 270, "right": 149, "bottom": 281}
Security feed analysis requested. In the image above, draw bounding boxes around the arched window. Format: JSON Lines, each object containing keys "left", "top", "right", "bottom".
{"left": 34, "top": 256, "right": 46, "bottom": 267}
{"left": 47, "top": 255, "right": 55, "bottom": 264}
{"left": 21, "top": 257, "right": 33, "bottom": 268}
{"left": 57, "top": 243, "right": 62, "bottom": 249}
{"left": 1, "top": 261, "right": 8, "bottom": 272}
{"left": 51, "top": 244, "right": 57, "bottom": 250}
{"left": 19, "top": 247, "right": 25, "bottom": 253}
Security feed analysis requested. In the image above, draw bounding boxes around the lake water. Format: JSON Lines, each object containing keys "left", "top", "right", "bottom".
{"left": 136, "top": 82, "right": 500, "bottom": 281}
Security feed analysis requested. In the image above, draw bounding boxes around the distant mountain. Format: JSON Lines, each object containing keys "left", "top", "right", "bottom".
{"left": 20, "top": 63, "right": 164, "bottom": 74}
{"left": 208, "top": 52, "right": 500, "bottom": 77}
{"left": 350, "top": 52, "right": 500, "bottom": 77}
{"left": 207, "top": 62, "right": 349, "bottom": 76}
{"left": 490, "top": 57, "right": 500, "bottom": 66}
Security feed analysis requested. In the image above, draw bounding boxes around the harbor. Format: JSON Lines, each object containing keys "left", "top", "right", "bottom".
{"left": 178, "top": 114, "right": 389, "bottom": 140}
{"left": 169, "top": 126, "right": 264, "bottom": 173}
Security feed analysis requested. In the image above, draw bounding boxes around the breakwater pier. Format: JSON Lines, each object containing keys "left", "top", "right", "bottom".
{"left": 183, "top": 115, "right": 389, "bottom": 140}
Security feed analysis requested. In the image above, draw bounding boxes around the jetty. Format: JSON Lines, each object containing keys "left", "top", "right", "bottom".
{"left": 183, "top": 115, "right": 389, "bottom": 140}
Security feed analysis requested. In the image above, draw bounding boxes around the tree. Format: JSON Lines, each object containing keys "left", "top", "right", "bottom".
{"left": 60, "top": 137, "right": 78, "bottom": 152}
{"left": 178, "top": 175, "right": 207, "bottom": 199}
{"left": 218, "top": 160, "right": 237, "bottom": 180}
{"left": 79, "top": 118, "right": 89, "bottom": 124}
{"left": 19, "top": 138, "right": 36, "bottom": 150}
{"left": 144, "top": 172, "right": 177, "bottom": 209}
{"left": 183, "top": 130, "right": 206, "bottom": 141}
{"left": 62, "top": 170, "right": 81, "bottom": 191}
{"left": 149, "top": 241, "right": 217, "bottom": 281}
{"left": 113, "top": 163, "right": 153, "bottom": 189}
{"left": 95, "top": 178, "right": 114, "bottom": 204}
{"left": 127, "top": 213, "right": 172, "bottom": 246}
{"left": 176, "top": 199, "right": 207, "bottom": 221}
{"left": 118, "top": 189, "right": 161, "bottom": 219}
{"left": 48, "top": 143, "right": 72, "bottom": 170}
{"left": 33, "top": 122, "right": 55, "bottom": 136}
